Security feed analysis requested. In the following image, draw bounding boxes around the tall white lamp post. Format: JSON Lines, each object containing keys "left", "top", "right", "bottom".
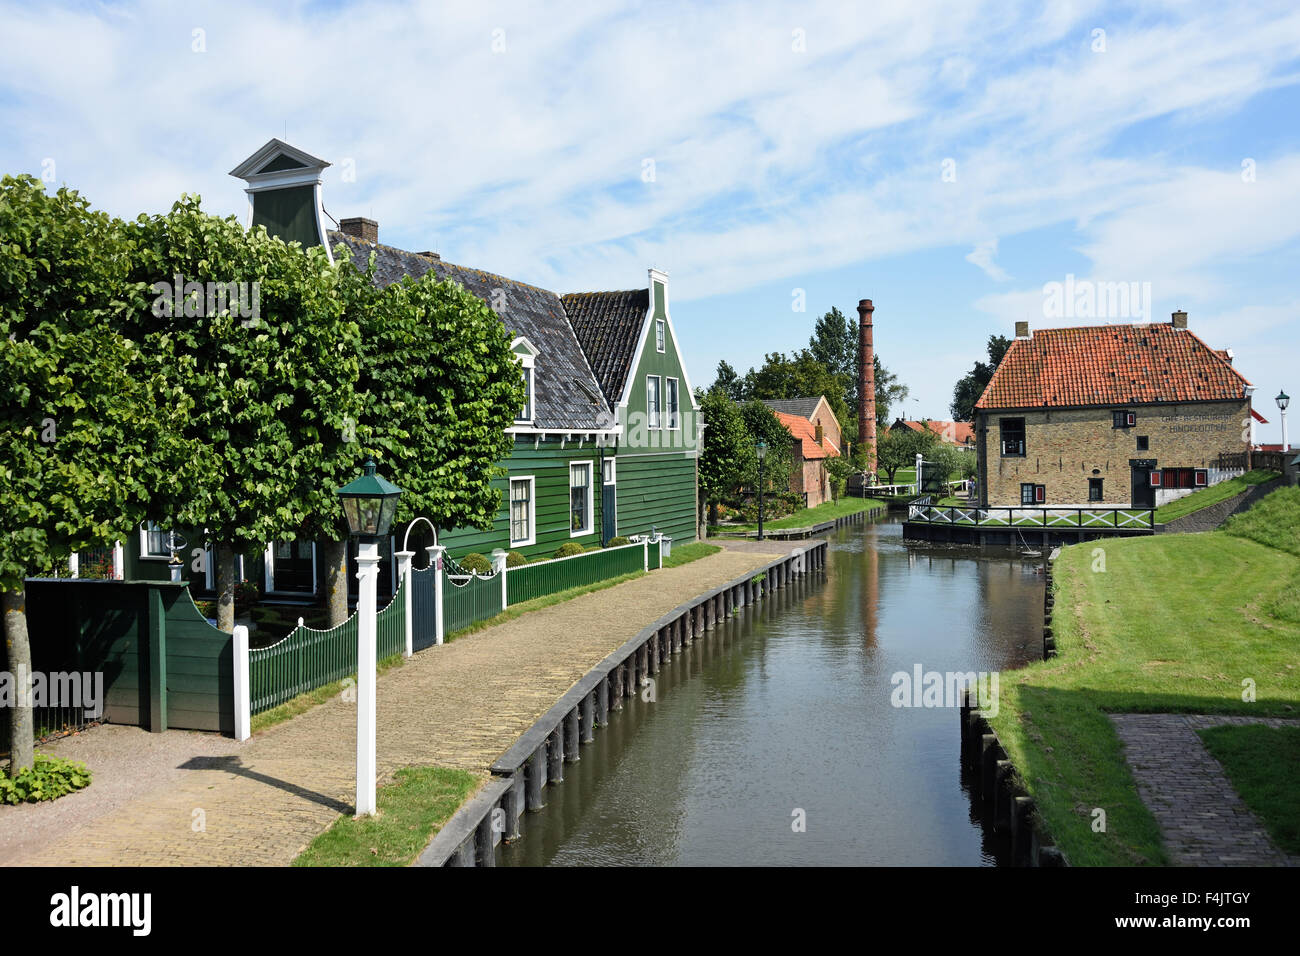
{"left": 336, "top": 459, "right": 403, "bottom": 817}
{"left": 1277, "top": 390, "right": 1291, "bottom": 452}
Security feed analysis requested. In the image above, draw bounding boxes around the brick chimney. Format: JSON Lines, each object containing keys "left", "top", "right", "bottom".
{"left": 857, "top": 299, "right": 876, "bottom": 475}
{"left": 1171, "top": 310, "right": 1188, "bottom": 329}
{"left": 815, "top": 422, "right": 824, "bottom": 446}
{"left": 340, "top": 217, "right": 378, "bottom": 244}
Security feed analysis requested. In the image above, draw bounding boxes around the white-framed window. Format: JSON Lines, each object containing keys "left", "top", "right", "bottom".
{"left": 264, "top": 541, "right": 318, "bottom": 594}
{"left": 517, "top": 366, "right": 533, "bottom": 423}
{"left": 139, "top": 521, "right": 171, "bottom": 559}
{"left": 569, "top": 461, "right": 594, "bottom": 536}
{"left": 665, "top": 377, "right": 680, "bottom": 429}
{"left": 655, "top": 319, "right": 666, "bottom": 352}
{"left": 603, "top": 458, "right": 616, "bottom": 485}
{"left": 647, "top": 375, "right": 661, "bottom": 429}
{"left": 509, "top": 476, "right": 535, "bottom": 547}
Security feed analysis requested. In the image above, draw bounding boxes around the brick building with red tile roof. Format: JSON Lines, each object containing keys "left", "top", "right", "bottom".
{"left": 762, "top": 397, "right": 842, "bottom": 507}
{"left": 974, "top": 313, "right": 1256, "bottom": 508}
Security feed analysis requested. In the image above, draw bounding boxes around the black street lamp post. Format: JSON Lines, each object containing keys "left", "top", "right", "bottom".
{"left": 756, "top": 439, "right": 768, "bottom": 541}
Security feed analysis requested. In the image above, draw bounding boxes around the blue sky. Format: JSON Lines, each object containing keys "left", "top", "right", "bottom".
{"left": 3, "top": 0, "right": 1298, "bottom": 441}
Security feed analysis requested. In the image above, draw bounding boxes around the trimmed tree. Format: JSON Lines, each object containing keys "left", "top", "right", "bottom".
{"left": 122, "top": 197, "right": 363, "bottom": 632}
{"left": 697, "top": 389, "right": 750, "bottom": 531}
{"left": 0, "top": 176, "right": 204, "bottom": 775}
{"left": 314, "top": 251, "right": 525, "bottom": 625}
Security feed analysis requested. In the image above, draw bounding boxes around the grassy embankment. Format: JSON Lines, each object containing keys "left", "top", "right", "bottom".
{"left": 711, "top": 497, "right": 883, "bottom": 534}
{"left": 251, "top": 542, "right": 721, "bottom": 733}
{"left": 1153, "top": 469, "right": 1279, "bottom": 523}
{"left": 986, "top": 485, "right": 1300, "bottom": 865}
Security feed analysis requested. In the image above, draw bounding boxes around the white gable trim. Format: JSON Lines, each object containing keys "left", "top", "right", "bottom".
{"left": 615, "top": 268, "right": 699, "bottom": 413}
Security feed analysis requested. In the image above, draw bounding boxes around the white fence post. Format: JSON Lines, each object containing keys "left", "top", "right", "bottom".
{"left": 429, "top": 544, "right": 446, "bottom": 645}
{"left": 395, "top": 550, "right": 414, "bottom": 658}
{"left": 490, "top": 549, "right": 508, "bottom": 608}
{"left": 642, "top": 537, "right": 648, "bottom": 573}
{"left": 112, "top": 542, "right": 124, "bottom": 580}
{"left": 68, "top": 552, "right": 79, "bottom": 578}
{"left": 233, "top": 624, "right": 251, "bottom": 741}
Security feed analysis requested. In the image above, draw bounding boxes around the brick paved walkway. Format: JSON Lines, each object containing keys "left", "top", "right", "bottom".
{"left": 2, "top": 548, "right": 779, "bottom": 867}
{"left": 1111, "top": 713, "right": 1300, "bottom": 866}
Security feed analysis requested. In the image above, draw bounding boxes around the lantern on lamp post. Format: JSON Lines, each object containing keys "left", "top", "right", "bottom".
{"left": 336, "top": 459, "right": 402, "bottom": 817}
{"left": 756, "top": 439, "right": 768, "bottom": 541}
{"left": 1277, "top": 390, "right": 1291, "bottom": 452}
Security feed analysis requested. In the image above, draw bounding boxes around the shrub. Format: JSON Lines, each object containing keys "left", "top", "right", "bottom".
{"left": 552, "top": 542, "right": 586, "bottom": 559}
{"left": 506, "top": 550, "right": 528, "bottom": 568}
{"left": 458, "top": 552, "right": 493, "bottom": 575}
{"left": 0, "top": 754, "right": 92, "bottom": 805}
{"left": 607, "top": 536, "right": 631, "bottom": 547}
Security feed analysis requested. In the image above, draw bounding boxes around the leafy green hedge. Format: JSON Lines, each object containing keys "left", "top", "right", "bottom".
{"left": 0, "top": 754, "right": 92, "bottom": 804}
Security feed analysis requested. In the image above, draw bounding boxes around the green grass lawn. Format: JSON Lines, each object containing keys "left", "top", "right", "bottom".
{"left": 293, "top": 766, "right": 482, "bottom": 866}
{"left": 1198, "top": 724, "right": 1300, "bottom": 854}
{"left": 663, "top": 541, "right": 720, "bottom": 568}
{"left": 1154, "top": 469, "right": 1279, "bottom": 523}
{"left": 986, "top": 486, "right": 1300, "bottom": 865}
{"left": 710, "top": 497, "right": 883, "bottom": 533}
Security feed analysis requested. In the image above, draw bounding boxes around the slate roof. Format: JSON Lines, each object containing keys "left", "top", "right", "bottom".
{"left": 761, "top": 397, "right": 825, "bottom": 420}
{"left": 773, "top": 411, "right": 840, "bottom": 461}
{"left": 976, "top": 324, "right": 1251, "bottom": 411}
{"left": 330, "top": 232, "right": 612, "bottom": 430}
{"left": 561, "top": 289, "right": 650, "bottom": 406}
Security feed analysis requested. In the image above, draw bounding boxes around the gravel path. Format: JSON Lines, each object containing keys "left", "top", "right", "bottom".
{"left": 1, "top": 547, "right": 779, "bottom": 866}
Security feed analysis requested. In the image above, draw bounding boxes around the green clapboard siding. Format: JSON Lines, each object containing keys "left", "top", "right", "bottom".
{"left": 439, "top": 437, "right": 608, "bottom": 562}
{"left": 614, "top": 452, "right": 697, "bottom": 544}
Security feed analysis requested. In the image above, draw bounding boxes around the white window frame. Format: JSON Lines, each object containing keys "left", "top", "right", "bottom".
{"left": 655, "top": 318, "right": 666, "bottom": 352}
{"left": 665, "top": 377, "right": 680, "bottom": 430}
{"left": 517, "top": 366, "right": 534, "bottom": 423}
{"left": 509, "top": 476, "right": 536, "bottom": 548}
{"left": 569, "top": 461, "right": 595, "bottom": 537}
{"left": 138, "top": 521, "right": 172, "bottom": 561}
{"left": 603, "top": 458, "right": 616, "bottom": 485}
{"left": 264, "top": 541, "right": 319, "bottom": 596}
{"left": 647, "top": 375, "right": 662, "bottom": 429}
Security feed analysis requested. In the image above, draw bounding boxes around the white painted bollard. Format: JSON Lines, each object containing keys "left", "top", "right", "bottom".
{"left": 490, "top": 549, "right": 508, "bottom": 609}
{"left": 233, "top": 624, "right": 251, "bottom": 741}
{"left": 395, "top": 549, "right": 414, "bottom": 658}
{"left": 428, "top": 544, "right": 446, "bottom": 645}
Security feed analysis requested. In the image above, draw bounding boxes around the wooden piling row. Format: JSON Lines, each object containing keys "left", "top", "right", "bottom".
{"left": 959, "top": 689, "right": 1067, "bottom": 867}
{"left": 420, "top": 541, "right": 829, "bottom": 866}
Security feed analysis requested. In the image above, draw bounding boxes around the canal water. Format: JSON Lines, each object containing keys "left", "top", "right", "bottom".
{"left": 499, "top": 514, "right": 1045, "bottom": 866}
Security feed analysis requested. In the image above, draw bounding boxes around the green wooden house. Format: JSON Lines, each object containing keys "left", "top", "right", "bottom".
{"left": 86, "top": 139, "right": 700, "bottom": 610}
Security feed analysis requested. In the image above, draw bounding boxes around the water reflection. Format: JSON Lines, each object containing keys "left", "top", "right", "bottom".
{"left": 499, "top": 516, "right": 1044, "bottom": 867}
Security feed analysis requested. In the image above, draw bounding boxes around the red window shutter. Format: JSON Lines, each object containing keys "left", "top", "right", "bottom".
{"left": 1195, "top": 469, "right": 1208, "bottom": 487}
{"left": 1150, "top": 470, "right": 1162, "bottom": 487}
{"left": 1126, "top": 412, "right": 1137, "bottom": 427}
{"left": 1034, "top": 485, "right": 1045, "bottom": 503}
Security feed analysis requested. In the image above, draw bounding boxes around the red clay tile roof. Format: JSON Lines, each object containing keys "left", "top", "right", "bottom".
{"left": 975, "top": 324, "right": 1251, "bottom": 411}
{"left": 897, "top": 420, "right": 975, "bottom": 444}
{"left": 773, "top": 411, "right": 840, "bottom": 460}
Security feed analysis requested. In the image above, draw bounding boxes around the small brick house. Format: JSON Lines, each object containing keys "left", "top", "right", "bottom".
{"left": 974, "top": 313, "right": 1256, "bottom": 508}
{"left": 762, "top": 397, "right": 842, "bottom": 507}
{"left": 891, "top": 419, "right": 976, "bottom": 449}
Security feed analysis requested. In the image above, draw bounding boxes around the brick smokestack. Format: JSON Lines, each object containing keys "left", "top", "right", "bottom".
{"left": 857, "top": 299, "right": 876, "bottom": 475}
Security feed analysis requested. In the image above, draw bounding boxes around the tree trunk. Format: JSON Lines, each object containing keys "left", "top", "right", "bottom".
{"left": 321, "top": 539, "right": 349, "bottom": 627}
{"left": 697, "top": 492, "right": 708, "bottom": 541}
{"left": 216, "top": 544, "right": 237, "bottom": 633}
{"left": 3, "top": 586, "right": 34, "bottom": 777}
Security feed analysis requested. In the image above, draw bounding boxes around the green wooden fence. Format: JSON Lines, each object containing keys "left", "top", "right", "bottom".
{"left": 442, "top": 570, "right": 504, "bottom": 635}
{"left": 507, "top": 541, "right": 647, "bottom": 604}
{"left": 249, "top": 581, "right": 407, "bottom": 715}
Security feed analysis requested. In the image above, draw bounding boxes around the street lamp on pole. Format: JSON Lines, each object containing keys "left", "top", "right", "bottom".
{"left": 756, "top": 440, "right": 768, "bottom": 541}
{"left": 336, "top": 458, "right": 403, "bottom": 817}
{"left": 1278, "top": 390, "right": 1291, "bottom": 452}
